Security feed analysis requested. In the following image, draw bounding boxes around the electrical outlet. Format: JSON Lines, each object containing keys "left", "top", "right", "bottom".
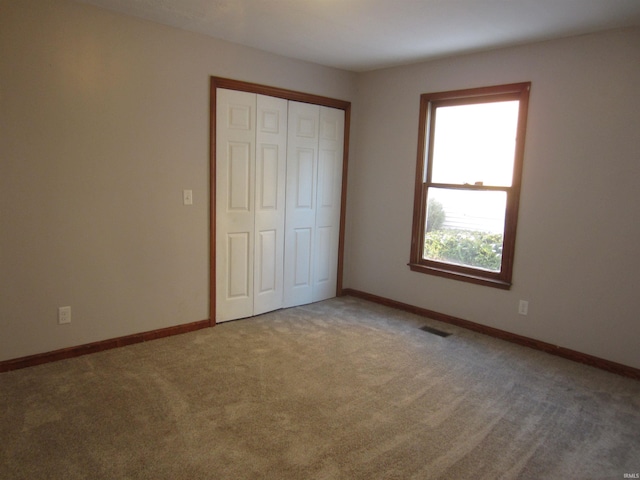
{"left": 183, "top": 189, "right": 193, "bottom": 205}
{"left": 518, "top": 300, "right": 529, "bottom": 316}
{"left": 58, "top": 306, "right": 71, "bottom": 324}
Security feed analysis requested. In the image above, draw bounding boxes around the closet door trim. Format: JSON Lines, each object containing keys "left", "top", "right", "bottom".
{"left": 209, "top": 77, "right": 351, "bottom": 325}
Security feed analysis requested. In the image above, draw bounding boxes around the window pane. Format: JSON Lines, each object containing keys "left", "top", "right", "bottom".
{"left": 424, "top": 188, "right": 506, "bottom": 272}
{"left": 430, "top": 101, "right": 519, "bottom": 187}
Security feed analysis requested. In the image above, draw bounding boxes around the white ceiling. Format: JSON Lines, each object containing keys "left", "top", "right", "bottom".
{"left": 78, "top": 0, "right": 640, "bottom": 72}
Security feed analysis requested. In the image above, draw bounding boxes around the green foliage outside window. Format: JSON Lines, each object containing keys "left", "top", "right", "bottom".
{"left": 424, "top": 230, "right": 503, "bottom": 272}
{"left": 426, "top": 198, "right": 446, "bottom": 232}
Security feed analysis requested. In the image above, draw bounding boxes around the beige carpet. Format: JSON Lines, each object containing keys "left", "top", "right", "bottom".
{"left": 1, "top": 296, "right": 639, "bottom": 479}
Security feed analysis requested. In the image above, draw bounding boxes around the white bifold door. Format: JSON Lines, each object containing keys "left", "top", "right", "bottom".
{"left": 216, "top": 88, "right": 345, "bottom": 322}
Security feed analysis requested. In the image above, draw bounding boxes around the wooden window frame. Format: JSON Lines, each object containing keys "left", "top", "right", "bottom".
{"left": 409, "top": 82, "right": 531, "bottom": 289}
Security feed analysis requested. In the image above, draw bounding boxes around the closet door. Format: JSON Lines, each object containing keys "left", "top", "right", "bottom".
{"left": 215, "top": 89, "right": 256, "bottom": 322}
{"left": 253, "top": 95, "right": 288, "bottom": 315}
{"left": 216, "top": 90, "right": 345, "bottom": 321}
{"left": 313, "top": 106, "right": 345, "bottom": 302}
{"left": 283, "top": 101, "right": 320, "bottom": 308}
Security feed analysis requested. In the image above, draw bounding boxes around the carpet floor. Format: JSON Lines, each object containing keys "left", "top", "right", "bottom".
{"left": 1, "top": 296, "right": 639, "bottom": 479}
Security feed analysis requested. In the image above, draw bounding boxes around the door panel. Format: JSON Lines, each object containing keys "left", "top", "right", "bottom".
{"left": 284, "top": 102, "right": 320, "bottom": 308}
{"left": 315, "top": 226, "right": 331, "bottom": 283}
{"left": 253, "top": 94, "right": 287, "bottom": 315}
{"left": 227, "top": 232, "right": 251, "bottom": 298}
{"left": 257, "top": 229, "right": 277, "bottom": 293}
{"left": 295, "top": 148, "right": 315, "bottom": 208}
{"left": 293, "top": 228, "right": 313, "bottom": 287}
{"left": 228, "top": 143, "right": 251, "bottom": 211}
{"left": 227, "top": 103, "right": 251, "bottom": 130}
{"left": 313, "top": 107, "right": 345, "bottom": 302}
{"left": 216, "top": 89, "right": 256, "bottom": 322}
{"left": 257, "top": 145, "right": 279, "bottom": 210}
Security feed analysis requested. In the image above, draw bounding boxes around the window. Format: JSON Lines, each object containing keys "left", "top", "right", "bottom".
{"left": 409, "top": 82, "right": 530, "bottom": 289}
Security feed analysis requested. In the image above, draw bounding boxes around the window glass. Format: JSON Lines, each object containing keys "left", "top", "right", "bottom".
{"left": 424, "top": 188, "right": 507, "bottom": 272}
{"left": 431, "top": 101, "right": 519, "bottom": 187}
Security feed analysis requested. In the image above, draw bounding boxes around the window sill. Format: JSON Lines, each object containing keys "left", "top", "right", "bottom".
{"left": 408, "top": 262, "right": 512, "bottom": 290}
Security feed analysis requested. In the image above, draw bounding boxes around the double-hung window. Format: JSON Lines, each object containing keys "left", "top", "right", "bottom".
{"left": 409, "top": 82, "right": 530, "bottom": 289}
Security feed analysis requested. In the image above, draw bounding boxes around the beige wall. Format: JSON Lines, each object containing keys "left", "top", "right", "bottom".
{"left": 0, "top": 0, "right": 355, "bottom": 361}
{"left": 346, "top": 28, "right": 640, "bottom": 369}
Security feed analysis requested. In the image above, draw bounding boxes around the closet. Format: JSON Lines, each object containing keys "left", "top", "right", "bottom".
{"left": 215, "top": 87, "right": 345, "bottom": 322}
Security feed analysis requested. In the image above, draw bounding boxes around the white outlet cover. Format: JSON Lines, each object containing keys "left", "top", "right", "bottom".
{"left": 58, "top": 306, "right": 71, "bottom": 324}
{"left": 183, "top": 189, "right": 193, "bottom": 205}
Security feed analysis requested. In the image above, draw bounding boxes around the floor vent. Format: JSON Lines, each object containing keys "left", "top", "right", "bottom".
{"left": 419, "top": 325, "right": 452, "bottom": 338}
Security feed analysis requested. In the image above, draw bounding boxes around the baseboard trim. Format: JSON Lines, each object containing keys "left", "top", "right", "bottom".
{"left": 342, "top": 288, "right": 640, "bottom": 381}
{"left": 0, "top": 319, "right": 211, "bottom": 373}
{"left": 4, "top": 294, "right": 639, "bottom": 381}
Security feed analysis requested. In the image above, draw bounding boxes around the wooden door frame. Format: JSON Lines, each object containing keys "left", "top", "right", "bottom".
{"left": 209, "top": 77, "right": 351, "bottom": 326}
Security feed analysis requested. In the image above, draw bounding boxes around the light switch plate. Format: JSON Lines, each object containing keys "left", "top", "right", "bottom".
{"left": 518, "top": 300, "right": 529, "bottom": 316}
{"left": 183, "top": 189, "right": 193, "bottom": 205}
